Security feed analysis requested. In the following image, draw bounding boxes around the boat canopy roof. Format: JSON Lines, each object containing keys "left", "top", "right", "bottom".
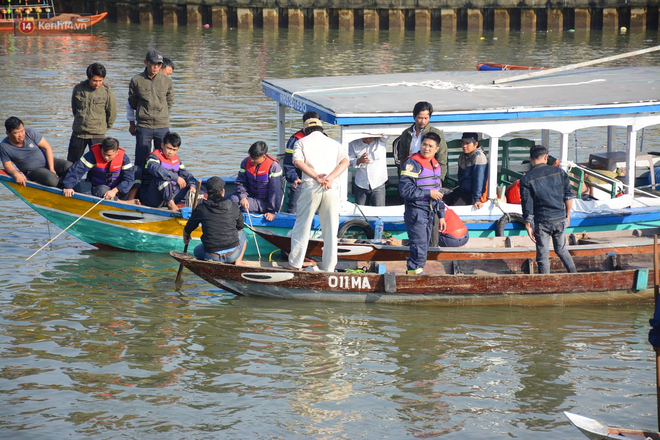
{"left": 262, "top": 67, "right": 660, "bottom": 137}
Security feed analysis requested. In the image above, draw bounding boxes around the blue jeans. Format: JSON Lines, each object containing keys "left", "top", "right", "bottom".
{"left": 354, "top": 183, "right": 386, "bottom": 206}
{"left": 194, "top": 230, "right": 246, "bottom": 263}
{"left": 437, "top": 232, "right": 469, "bottom": 247}
{"left": 534, "top": 219, "right": 577, "bottom": 274}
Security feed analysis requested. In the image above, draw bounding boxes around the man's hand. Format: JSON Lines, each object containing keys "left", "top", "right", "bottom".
{"left": 129, "top": 121, "right": 137, "bottom": 136}
{"left": 49, "top": 167, "right": 56, "bottom": 174}
{"left": 473, "top": 201, "right": 483, "bottom": 210}
{"left": 14, "top": 173, "right": 26, "bottom": 186}
{"left": 322, "top": 176, "right": 334, "bottom": 190}
{"left": 239, "top": 198, "right": 250, "bottom": 211}
{"left": 429, "top": 190, "right": 442, "bottom": 200}
{"left": 264, "top": 212, "right": 275, "bottom": 221}
{"left": 292, "top": 178, "right": 302, "bottom": 189}
{"left": 63, "top": 188, "right": 74, "bottom": 197}
{"left": 177, "top": 176, "right": 187, "bottom": 189}
{"left": 104, "top": 188, "right": 119, "bottom": 199}
{"left": 356, "top": 152, "right": 370, "bottom": 166}
{"left": 183, "top": 233, "right": 190, "bottom": 245}
{"left": 566, "top": 216, "right": 571, "bottom": 228}
{"left": 525, "top": 221, "right": 536, "bottom": 243}
{"left": 439, "top": 218, "right": 447, "bottom": 233}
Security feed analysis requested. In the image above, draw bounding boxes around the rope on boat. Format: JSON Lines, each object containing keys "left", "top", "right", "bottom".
{"left": 268, "top": 249, "right": 281, "bottom": 262}
{"left": 564, "top": 161, "right": 660, "bottom": 199}
{"left": 246, "top": 212, "right": 262, "bottom": 261}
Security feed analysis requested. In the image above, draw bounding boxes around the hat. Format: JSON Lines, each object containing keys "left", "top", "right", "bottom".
{"left": 303, "top": 118, "right": 323, "bottom": 129}
{"left": 461, "top": 132, "right": 479, "bottom": 143}
{"left": 205, "top": 176, "right": 225, "bottom": 192}
{"left": 146, "top": 49, "right": 164, "bottom": 64}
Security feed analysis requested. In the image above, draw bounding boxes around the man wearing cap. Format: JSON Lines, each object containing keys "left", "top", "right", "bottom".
{"left": 442, "top": 132, "right": 488, "bottom": 209}
{"left": 521, "top": 144, "right": 576, "bottom": 274}
{"left": 128, "top": 49, "right": 174, "bottom": 170}
{"left": 283, "top": 110, "right": 320, "bottom": 214}
{"left": 184, "top": 176, "right": 247, "bottom": 265}
{"left": 285, "top": 118, "right": 350, "bottom": 272}
{"left": 395, "top": 101, "right": 447, "bottom": 181}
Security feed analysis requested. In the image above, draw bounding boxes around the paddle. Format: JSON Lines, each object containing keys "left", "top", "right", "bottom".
{"left": 174, "top": 179, "right": 203, "bottom": 288}
{"left": 26, "top": 197, "right": 105, "bottom": 261}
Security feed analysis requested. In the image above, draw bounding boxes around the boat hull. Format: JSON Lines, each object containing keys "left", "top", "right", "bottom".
{"left": 476, "top": 62, "right": 545, "bottom": 71}
{"left": 564, "top": 411, "right": 660, "bottom": 440}
{"left": 0, "top": 13, "right": 107, "bottom": 33}
{"left": 171, "top": 252, "right": 654, "bottom": 306}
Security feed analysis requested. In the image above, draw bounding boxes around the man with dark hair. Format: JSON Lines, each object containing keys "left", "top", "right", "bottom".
{"left": 399, "top": 132, "right": 446, "bottom": 275}
{"left": 126, "top": 57, "right": 174, "bottom": 131}
{"left": 443, "top": 132, "right": 488, "bottom": 209}
{"left": 230, "top": 141, "right": 283, "bottom": 222}
{"left": 128, "top": 49, "right": 174, "bottom": 169}
{"left": 140, "top": 131, "right": 197, "bottom": 211}
{"left": 395, "top": 101, "right": 447, "bottom": 181}
{"left": 0, "top": 117, "right": 71, "bottom": 188}
{"left": 68, "top": 62, "right": 117, "bottom": 163}
{"left": 62, "top": 137, "right": 136, "bottom": 201}
{"left": 285, "top": 118, "right": 349, "bottom": 272}
{"left": 520, "top": 144, "right": 577, "bottom": 274}
{"left": 283, "top": 110, "right": 320, "bottom": 213}
{"left": 184, "top": 176, "right": 247, "bottom": 265}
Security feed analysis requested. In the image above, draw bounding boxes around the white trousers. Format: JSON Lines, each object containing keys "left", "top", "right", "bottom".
{"left": 288, "top": 182, "right": 340, "bottom": 272}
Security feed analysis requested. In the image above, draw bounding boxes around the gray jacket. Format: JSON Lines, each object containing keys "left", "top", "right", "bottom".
{"left": 128, "top": 69, "right": 174, "bottom": 129}
{"left": 71, "top": 80, "right": 117, "bottom": 138}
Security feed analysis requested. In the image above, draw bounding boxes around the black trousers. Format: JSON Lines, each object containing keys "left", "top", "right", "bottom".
{"left": 67, "top": 134, "right": 104, "bottom": 163}
{"left": 25, "top": 158, "right": 72, "bottom": 188}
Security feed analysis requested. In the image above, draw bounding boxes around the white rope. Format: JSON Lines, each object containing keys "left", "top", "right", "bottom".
{"left": 246, "top": 212, "right": 262, "bottom": 261}
{"left": 565, "top": 160, "right": 660, "bottom": 199}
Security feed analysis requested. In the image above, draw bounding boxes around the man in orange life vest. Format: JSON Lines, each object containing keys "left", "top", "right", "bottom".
{"left": 438, "top": 208, "right": 470, "bottom": 247}
{"left": 283, "top": 111, "right": 319, "bottom": 214}
{"left": 140, "top": 132, "right": 197, "bottom": 211}
{"left": 62, "top": 137, "right": 136, "bottom": 202}
{"left": 399, "top": 132, "right": 447, "bottom": 275}
{"left": 230, "top": 141, "right": 283, "bottom": 221}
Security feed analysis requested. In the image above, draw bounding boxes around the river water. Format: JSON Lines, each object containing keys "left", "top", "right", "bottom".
{"left": 1, "top": 24, "right": 660, "bottom": 438}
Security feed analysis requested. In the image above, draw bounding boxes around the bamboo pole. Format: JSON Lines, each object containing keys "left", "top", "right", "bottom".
{"left": 175, "top": 179, "right": 203, "bottom": 288}
{"left": 493, "top": 45, "right": 660, "bottom": 85}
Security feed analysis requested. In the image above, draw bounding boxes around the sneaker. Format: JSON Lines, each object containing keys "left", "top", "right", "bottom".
{"left": 304, "top": 265, "right": 320, "bottom": 272}
{"left": 406, "top": 268, "right": 424, "bottom": 275}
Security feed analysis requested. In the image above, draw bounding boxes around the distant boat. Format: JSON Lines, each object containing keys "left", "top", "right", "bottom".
{"left": 0, "top": 0, "right": 106, "bottom": 34}
{"left": 477, "top": 62, "right": 546, "bottom": 71}
{"left": 564, "top": 411, "right": 660, "bottom": 440}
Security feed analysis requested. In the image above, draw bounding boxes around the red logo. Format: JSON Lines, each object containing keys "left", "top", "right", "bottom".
{"left": 18, "top": 21, "right": 35, "bottom": 34}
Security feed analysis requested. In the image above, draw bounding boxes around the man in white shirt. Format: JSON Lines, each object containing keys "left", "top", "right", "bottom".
{"left": 285, "top": 118, "right": 349, "bottom": 272}
{"left": 348, "top": 136, "right": 388, "bottom": 206}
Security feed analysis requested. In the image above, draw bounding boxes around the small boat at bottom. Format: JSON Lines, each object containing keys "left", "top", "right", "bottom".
{"left": 565, "top": 411, "right": 660, "bottom": 440}
{"left": 476, "top": 62, "right": 546, "bottom": 71}
{"left": 170, "top": 251, "right": 654, "bottom": 306}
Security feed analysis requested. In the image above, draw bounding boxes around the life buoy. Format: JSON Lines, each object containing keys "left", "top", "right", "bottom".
{"left": 495, "top": 213, "right": 526, "bottom": 236}
{"left": 337, "top": 219, "right": 375, "bottom": 239}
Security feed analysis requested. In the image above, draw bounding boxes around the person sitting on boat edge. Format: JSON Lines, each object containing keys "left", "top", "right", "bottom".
{"left": 140, "top": 131, "right": 197, "bottom": 211}
{"left": 439, "top": 208, "right": 469, "bottom": 247}
{"left": 520, "top": 144, "right": 577, "bottom": 274}
{"left": 442, "top": 132, "right": 488, "bottom": 210}
{"left": 395, "top": 101, "right": 447, "bottom": 182}
{"left": 285, "top": 118, "right": 350, "bottom": 272}
{"left": 283, "top": 110, "right": 320, "bottom": 214}
{"left": 399, "top": 132, "right": 447, "bottom": 275}
{"left": 348, "top": 136, "right": 388, "bottom": 207}
{"left": 230, "top": 141, "right": 283, "bottom": 222}
{"left": 183, "top": 176, "right": 247, "bottom": 265}
{"left": 62, "top": 137, "right": 138, "bottom": 203}
{"left": 0, "top": 116, "right": 72, "bottom": 188}
{"left": 68, "top": 62, "right": 117, "bottom": 164}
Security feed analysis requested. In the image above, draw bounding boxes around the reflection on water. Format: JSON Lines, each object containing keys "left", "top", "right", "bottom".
{"left": 1, "top": 24, "right": 660, "bottom": 438}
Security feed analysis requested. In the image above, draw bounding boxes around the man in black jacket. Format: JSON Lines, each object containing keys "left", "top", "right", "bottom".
{"left": 183, "top": 176, "right": 246, "bottom": 264}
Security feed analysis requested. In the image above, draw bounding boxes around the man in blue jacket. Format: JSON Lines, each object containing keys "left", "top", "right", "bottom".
{"left": 443, "top": 132, "right": 488, "bottom": 209}
{"left": 520, "top": 144, "right": 576, "bottom": 274}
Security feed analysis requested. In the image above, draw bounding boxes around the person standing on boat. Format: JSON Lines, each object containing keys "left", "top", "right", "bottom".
{"left": 184, "top": 177, "right": 247, "bottom": 265}
{"left": 126, "top": 57, "right": 174, "bottom": 136}
{"left": 67, "top": 62, "right": 117, "bottom": 164}
{"left": 348, "top": 136, "right": 388, "bottom": 206}
{"left": 0, "top": 117, "right": 72, "bottom": 188}
{"left": 285, "top": 118, "right": 349, "bottom": 272}
{"left": 399, "top": 132, "right": 447, "bottom": 275}
{"left": 140, "top": 132, "right": 197, "bottom": 212}
{"left": 62, "top": 137, "right": 136, "bottom": 202}
{"left": 442, "top": 132, "right": 488, "bottom": 209}
{"left": 229, "top": 141, "right": 283, "bottom": 222}
{"left": 520, "top": 144, "right": 577, "bottom": 274}
{"left": 395, "top": 101, "right": 447, "bottom": 182}
{"left": 283, "top": 110, "right": 320, "bottom": 214}
{"left": 128, "top": 49, "right": 174, "bottom": 170}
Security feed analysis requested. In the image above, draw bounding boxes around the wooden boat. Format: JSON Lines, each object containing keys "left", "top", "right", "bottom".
{"left": 170, "top": 251, "right": 654, "bottom": 306}
{"left": 0, "top": 0, "right": 107, "bottom": 34}
{"left": 251, "top": 226, "right": 658, "bottom": 262}
{"left": 476, "top": 62, "right": 545, "bottom": 71}
{"left": 564, "top": 411, "right": 660, "bottom": 440}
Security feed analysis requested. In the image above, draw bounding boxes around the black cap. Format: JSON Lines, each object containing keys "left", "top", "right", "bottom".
{"left": 205, "top": 176, "right": 225, "bottom": 191}
{"left": 146, "top": 49, "right": 163, "bottom": 64}
{"left": 461, "top": 132, "right": 479, "bottom": 143}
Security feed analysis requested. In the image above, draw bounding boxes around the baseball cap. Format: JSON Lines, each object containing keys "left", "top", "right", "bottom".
{"left": 146, "top": 49, "right": 164, "bottom": 64}
{"left": 461, "top": 132, "right": 479, "bottom": 143}
{"left": 303, "top": 118, "right": 323, "bottom": 129}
